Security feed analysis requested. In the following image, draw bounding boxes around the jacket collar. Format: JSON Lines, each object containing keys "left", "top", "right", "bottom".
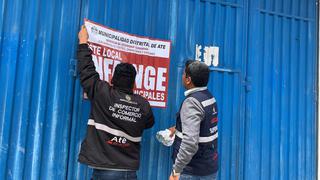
{"left": 113, "top": 86, "right": 134, "bottom": 94}
{"left": 184, "top": 87, "right": 207, "bottom": 96}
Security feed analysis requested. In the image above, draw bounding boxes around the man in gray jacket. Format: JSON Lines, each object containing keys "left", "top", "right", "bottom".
{"left": 169, "top": 60, "right": 218, "bottom": 180}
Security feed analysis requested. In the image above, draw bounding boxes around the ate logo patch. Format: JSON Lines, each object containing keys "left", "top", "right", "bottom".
{"left": 107, "top": 136, "right": 130, "bottom": 148}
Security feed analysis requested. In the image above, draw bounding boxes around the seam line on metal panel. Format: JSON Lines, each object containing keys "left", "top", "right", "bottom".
{"left": 258, "top": 9, "right": 314, "bottom": 22}
{"left": 209, "top": 67, "right": 241, "bottom": 73}
{"left": 200, "top": 0, "right": 243, "bottom": 8}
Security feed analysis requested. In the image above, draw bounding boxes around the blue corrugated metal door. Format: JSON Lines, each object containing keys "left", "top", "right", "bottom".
{"left": 66, "top": 0, "right": 248, "bottom": 180}
{"left": 195, "top": 1, "right": 247, "bottom": 180}
{"left": 0, "top": 0, "right": 317, "bottom": 180}
{"left": 0, "top": 0, "right": 82, "bottom": 180}
{"left": 245, "top": 0, "right": 317, "bottom": 179}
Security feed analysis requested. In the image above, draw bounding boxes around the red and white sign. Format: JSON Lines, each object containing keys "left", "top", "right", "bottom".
{"left": 85, "top": 19, "right": 171, "bottom": 108}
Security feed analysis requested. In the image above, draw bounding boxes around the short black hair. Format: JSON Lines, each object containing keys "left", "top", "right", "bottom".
{"left": 111, "top": 63, "right": 136, "bottom": 89}
{"left": 185, "top": 60, "right": 210, "bottom": 87}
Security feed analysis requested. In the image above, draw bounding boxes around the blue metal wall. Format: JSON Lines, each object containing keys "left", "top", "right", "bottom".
{"left": 0, "top": 0, "right": 317, "bottom": 180}
{"left": 245, "top": 0, "right": 317, "bottom": 179}
{"left": 0, "top": 0, "right": 81, "bottom": 179}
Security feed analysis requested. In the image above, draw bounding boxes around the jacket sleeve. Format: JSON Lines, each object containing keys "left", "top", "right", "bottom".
{"left": 77, "top": 43, "right": 109, "bottom": 100}
{"left": 173, "top": 97, "right": 205, "bottom": 173}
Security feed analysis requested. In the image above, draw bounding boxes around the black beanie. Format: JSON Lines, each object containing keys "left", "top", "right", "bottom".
{"left": 111, "top": 63, "right": 137, "bottom": 89}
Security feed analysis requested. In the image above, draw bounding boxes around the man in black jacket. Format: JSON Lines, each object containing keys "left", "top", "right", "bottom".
{"left": 77, "top": 25, "right": 154, "bottom": 180}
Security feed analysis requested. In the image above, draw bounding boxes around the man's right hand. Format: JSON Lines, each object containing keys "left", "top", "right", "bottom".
{"left": 78, "top": 25, "right": 88, "bottom": 44}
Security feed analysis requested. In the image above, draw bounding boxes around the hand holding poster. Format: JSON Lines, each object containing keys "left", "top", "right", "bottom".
{"left": 84, "top": 19, "right": 171, "bottom": 108}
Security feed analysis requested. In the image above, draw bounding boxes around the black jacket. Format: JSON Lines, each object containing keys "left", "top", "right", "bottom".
{"left": 77, "top": 44, "right": 154, "bottom": 170}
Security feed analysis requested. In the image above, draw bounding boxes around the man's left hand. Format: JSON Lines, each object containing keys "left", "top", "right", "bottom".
{"left": 169, "top": 175, "right": 179, "bottom": 180}
{"left": 78, "top": 25, "right": 88, "bottom": 44}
